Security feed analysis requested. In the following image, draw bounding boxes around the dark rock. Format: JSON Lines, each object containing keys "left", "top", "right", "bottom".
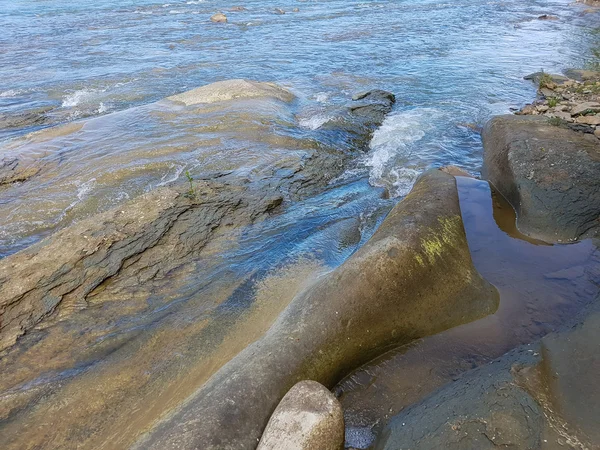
{"left": 377, "top": 306, "right": 600, "bottom": 450}
{"left": 482, "top": 115, "right": 600, "bottom": 241}
{"left": 319, "top": 89, "right": 395, "bottom": 149}
{"left": 564, "top": 68, "right": 600, "bottom": 82}
{"left": 132, "top": 169, "right": 498, "bottom": 450}
{"left": 538, "top": 14, "right": 558, "bottom": 20}
{"left": 0, "top": 106, "right": 53, "bottom": 130}
{"left": 567, "top": 122, "right": 595, "bottom": 134}
{"left": 0, "top": 157, "right": 41, "bottom": 185}
{"left": 523, "top": 72, "right": 569, "bottom": 85}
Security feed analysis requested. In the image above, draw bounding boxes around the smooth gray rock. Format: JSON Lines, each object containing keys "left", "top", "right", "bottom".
{"left": 377, "top": 305, "right": 600, "bottom": 450}
{"left": 257, "top": 380, "right": 344, "bottom": 450}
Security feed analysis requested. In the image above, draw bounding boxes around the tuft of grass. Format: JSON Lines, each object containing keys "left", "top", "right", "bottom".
{"left": 539, "top": 71, "right": 554, "bottom": 89}
{"left": 185, "top": 170, "right": 195, "bottom": 198}
{"left": 547, "top": 116, "right": 564, "bottom": 127}
{"left": 547, "top": 97, "right": 559, "bottom": 108}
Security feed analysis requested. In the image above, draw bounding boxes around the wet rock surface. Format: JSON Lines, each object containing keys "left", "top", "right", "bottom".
{"left": 0, "top": 81, "right": 399, "bottom": 449}
{"left": 257, "top": 380, "right": 344, "bottom": 450}
{"left": 133, "top": 169, "right": 498, "bottom": 450}
{"left": 0, "top": 182, "right": 282, "bottom": 354}
{"left": 334, "top": 176, "right": 600, "bottom": 449}
{"left": 482, "top": 114, "right": 600, "bottom": 242}
{"left": 0, "top": 106, "right": 53, "bottom": 131}
{"left": 166, "top": 79, "right": 292, "bottom": 105}
{"left": 377, "top": 303, "right": 600, "bottom": 450}
{"left": 0, "top": 81, "right": 396, "bottom": 354}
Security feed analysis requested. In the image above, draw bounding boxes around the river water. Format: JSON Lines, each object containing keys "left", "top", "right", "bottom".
{"left": 0, "top": 1, "right": 599, "bottom": 448}
{"left": 1, "top": 0, "right": 596, "bottom": 188}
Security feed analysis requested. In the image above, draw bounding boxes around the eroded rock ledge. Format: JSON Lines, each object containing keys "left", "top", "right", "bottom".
{"left": 133, "top": 169, "right": 498, "bottom": 450}
{"left": 0, "top": 81, "right": 396, "bottom": 354}
{"left": 0, "top": 181, "right": 282, "bottom": 354}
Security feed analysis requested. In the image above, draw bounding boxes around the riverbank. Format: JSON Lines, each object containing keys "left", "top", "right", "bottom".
{"left": 1, "top": 1, "right": 600, "bottom": 449}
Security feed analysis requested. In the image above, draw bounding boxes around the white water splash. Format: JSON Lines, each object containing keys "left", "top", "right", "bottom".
{"left": 157, "top": 164, "right": 185, "bottom": 187}
{"left": 0, "top": 89, "right": 24, "bottom": 98}
{"left": 365, "top": 108, "right": 439, "bottom": 197}
{"left": 62, "top": 88, "right": 104, "bottom": 108}
{"left": 299, "top": 114, "right": 334, "bottom": 130}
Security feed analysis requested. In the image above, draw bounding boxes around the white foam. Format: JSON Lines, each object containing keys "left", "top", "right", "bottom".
{"left": 0, "top": 89, "right": 23, "bottom": 98}
{"left": 315, "top": 92, "right": 329, "bottom": 103}
{"left": 97, "top": 102, "right": 108, "bottom": 114}
{"left": 62, "top": 88, "right": 102, "bottom": 108}
{"left": 299, "top": 114, "right": 333, "bottom": 130}
{"left": 365, "top": 108, "right": 439, "bottom": 197}
{"left": 157, "top": 164, "right": 185, "bottom": 187}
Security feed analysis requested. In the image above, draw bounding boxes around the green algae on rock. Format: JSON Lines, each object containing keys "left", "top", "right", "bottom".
{"left": 133, "top": 169, "right": 498, "bottom": 450}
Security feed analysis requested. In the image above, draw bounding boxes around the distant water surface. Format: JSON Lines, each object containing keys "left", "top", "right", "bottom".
{"left": 1, "top": 0, "right": 596, "bottom": 191}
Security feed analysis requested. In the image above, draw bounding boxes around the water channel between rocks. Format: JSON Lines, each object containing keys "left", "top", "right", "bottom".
{"left": 338, "top": 176, "right": 600, "bottom": 449}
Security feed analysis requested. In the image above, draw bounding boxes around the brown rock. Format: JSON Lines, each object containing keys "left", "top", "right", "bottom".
{"left": 440, "top": 165, "right": 473, "bottom": 177}
{"left": 571, "top": 101, "right": 600, "bottom": 116}
{"left": 167, "top": 79, "right": 294, "bottom": 105}
{"left": 517, "top": 104, "right": 537, "bottom": 115}
{"left": 548, "top": 111, "right": 573, "bottom": 122}
{"left": 575, "top": 114, "right": 600, "bottom": 125}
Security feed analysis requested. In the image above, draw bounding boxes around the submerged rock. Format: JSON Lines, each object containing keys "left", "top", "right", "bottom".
{"left": 167, "top": 79, "right": 293, "bottom": 105}
{"left": 0, "top": 157, "right": 42, "bottom": 185}
{"left": 376, "top": 305, "right": 600, "bottom": 450}
{"left": 133, "top": 169, "right": 498, "bottom": 450}
{"left": 210, "top": 12, "right": 227, "bottom": 23}
{"left": 0, "top": 79, "right": 403, "bottom": 449}
{"left": 0, "top": 82, "right": 394, "bottom": 355}
{"left": 257, "top": 380, "right": 344, "bottom": 450}
{"left": 482, "top": 115, "right": 600, "bottom": 242}
{"left": 0, "top": 106, "right": 52, "bottom": 131}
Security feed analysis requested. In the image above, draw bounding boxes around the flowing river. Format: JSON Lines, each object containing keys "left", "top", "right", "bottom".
{"left": 0, "top": 0, "right": 599, "bottom": 449}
